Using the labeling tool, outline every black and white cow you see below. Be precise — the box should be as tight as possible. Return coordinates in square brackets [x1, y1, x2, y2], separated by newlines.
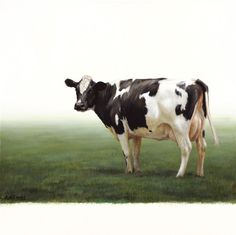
[65, 75, 218, 177]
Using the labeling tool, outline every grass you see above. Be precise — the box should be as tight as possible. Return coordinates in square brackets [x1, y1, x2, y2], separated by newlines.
[0, 119, 236, 203]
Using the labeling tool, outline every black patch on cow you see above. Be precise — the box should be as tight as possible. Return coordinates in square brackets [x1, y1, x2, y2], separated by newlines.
[175, 89, 182, 97]
[195, 79, 208, 117]
[93, 78, 167, 133]
[175, 84, 202, 120]
[121, 91, 148, 130]
[119, 79, 133, 91]
[175, 104, 184, 115]
[176, 81, 186, 90]
[132, 78, 165, 97]
[202, 130, 205, 138]
[202, 94, 207, 118]
[93, 83, 120, 129]
[114, 118, 125, 135]
[148, 84, 159, 96]
[183, 84, 202, 120]
[151, 77, 167, 81]
[195, 79, 208, 92]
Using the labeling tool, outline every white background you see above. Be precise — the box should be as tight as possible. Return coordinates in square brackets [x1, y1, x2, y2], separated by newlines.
[1, 0, 236, 121]
[0, 204, 236, 235]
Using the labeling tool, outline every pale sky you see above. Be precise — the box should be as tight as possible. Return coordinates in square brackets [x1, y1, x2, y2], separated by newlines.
[1, 0, 236, 121]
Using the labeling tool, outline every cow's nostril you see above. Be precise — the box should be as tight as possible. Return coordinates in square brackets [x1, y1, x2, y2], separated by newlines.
[78, 103, 85, 108]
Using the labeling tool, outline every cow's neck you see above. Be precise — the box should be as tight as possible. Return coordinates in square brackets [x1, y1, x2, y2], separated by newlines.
[94, 83, 116, 127]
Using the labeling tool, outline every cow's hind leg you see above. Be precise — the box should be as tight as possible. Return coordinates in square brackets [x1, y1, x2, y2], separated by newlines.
[173, 125, 192, 178]
[131, 137, 142, 173]
[196, 131, 207, 177]
[117, 133, 133, 173]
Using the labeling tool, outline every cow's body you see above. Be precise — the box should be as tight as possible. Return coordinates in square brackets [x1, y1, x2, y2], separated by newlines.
[65, 76, 218, 177]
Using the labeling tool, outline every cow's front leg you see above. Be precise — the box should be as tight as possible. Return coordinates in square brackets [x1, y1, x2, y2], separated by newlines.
[132, 137, 142, 173]
[117, 133, 133, 173]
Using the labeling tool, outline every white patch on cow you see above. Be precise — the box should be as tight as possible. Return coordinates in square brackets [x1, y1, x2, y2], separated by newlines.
[113, 81, 131, 99]
[139, 92, 159, 118]
[115, 114, 119, 126]
[113, 86, 130, 99]
[80, 75, 92, 94]
[76, 99, 82, 105]
[156, 80, 189, 118]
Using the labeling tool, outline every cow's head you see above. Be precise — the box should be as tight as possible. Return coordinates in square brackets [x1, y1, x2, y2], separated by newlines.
[65, 75, 106, 111]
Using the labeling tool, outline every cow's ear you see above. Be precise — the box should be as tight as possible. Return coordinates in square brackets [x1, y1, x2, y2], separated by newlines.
[93, 81, 107, 91]
[65, 78, 77, 88]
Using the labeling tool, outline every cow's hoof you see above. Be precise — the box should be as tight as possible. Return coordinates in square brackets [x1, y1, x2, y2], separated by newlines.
[196, 173, 204, 177]
[134, 170, 142, 177]
[176, 173, 184, 178]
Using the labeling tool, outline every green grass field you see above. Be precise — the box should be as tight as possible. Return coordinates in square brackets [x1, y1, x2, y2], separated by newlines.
[1, 118, 236, 203]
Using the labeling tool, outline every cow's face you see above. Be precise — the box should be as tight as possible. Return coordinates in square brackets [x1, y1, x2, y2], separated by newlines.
[65, 75, 106, 112]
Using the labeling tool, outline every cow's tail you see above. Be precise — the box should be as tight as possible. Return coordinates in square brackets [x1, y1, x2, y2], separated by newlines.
[195, 79, 219, 145]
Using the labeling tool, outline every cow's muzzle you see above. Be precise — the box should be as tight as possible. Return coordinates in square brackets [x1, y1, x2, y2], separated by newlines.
[74, 102, 87, 111]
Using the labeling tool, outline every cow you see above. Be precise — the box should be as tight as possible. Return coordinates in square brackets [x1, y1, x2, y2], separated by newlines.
[65, 75, 218, 177]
